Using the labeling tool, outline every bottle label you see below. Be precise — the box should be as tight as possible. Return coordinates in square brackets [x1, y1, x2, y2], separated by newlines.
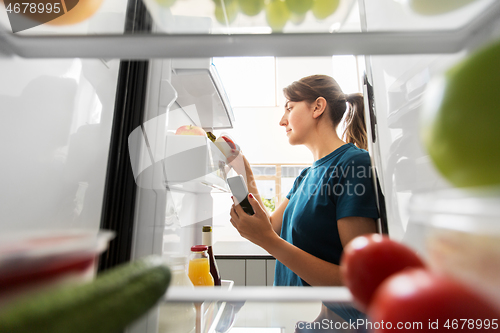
[202, 230, 212, 246]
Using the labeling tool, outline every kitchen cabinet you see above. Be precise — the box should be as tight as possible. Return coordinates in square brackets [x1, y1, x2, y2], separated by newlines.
[215, 241, 275, 286]
[217, 259, 245, 287]
[217, 259, 276, 287]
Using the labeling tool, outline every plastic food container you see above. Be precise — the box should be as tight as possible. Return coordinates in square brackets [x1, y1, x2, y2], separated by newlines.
[408, 187, 500, 312]
[0, 229, 115, 305]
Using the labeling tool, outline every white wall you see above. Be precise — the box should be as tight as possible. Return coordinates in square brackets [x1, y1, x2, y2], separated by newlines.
[212, 56, 362, 243]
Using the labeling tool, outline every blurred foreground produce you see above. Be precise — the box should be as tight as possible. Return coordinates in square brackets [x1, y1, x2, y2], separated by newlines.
[312, 0, 340, 20]
[285, 0, 313, 15]
[342, 235, 500, 332]
[238, 0, 264, 16]
[215, 0, 239, 25]
[369, 268, 500, 333]
[47, 0, 104, 25]
[340, 234, 425, 312]
[265, 0, 290, 32]
[204, 0, 343, 30]
[155, 0, 176, 7]
[0, 256, 171, 333]
[421, 38, 500, 188]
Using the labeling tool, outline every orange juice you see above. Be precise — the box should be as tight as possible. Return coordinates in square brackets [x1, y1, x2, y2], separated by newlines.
[188, 245, 215, 287]
[188, 258, 214, 286]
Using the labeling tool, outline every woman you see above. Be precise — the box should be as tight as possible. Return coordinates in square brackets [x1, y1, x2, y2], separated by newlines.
[229, 75, 379, 319]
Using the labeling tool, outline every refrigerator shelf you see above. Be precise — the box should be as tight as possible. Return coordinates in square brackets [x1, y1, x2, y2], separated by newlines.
[167, 172, 229, 193]
[162, 135, 229, 193]
[165, 285, 352, 303]
[1, 0, 500, 58]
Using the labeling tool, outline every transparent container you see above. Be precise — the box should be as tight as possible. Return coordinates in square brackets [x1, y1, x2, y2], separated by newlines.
[408, 187, 500, 312]
[159, 255, 196, 333]
[0, 229, 114, 306]
[188, 245, 214, 287]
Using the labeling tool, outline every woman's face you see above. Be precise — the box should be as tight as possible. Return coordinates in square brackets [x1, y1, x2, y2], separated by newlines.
[279, 100, 315, 145]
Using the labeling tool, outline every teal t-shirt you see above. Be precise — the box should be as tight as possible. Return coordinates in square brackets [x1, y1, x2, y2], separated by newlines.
[274, 143, 379, 287]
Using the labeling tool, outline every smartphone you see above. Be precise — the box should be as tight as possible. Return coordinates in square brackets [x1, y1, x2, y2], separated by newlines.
[226, 175, 255, 215]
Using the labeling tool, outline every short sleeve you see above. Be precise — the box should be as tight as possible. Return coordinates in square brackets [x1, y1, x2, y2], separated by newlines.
[286, 167, 310, 200]
[333, 152, 379, 220]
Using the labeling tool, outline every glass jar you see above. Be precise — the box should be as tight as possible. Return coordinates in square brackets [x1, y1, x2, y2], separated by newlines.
[188, 245, 214, 287]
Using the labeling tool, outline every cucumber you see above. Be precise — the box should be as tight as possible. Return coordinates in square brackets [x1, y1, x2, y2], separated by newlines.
[0, 255, 171, 333]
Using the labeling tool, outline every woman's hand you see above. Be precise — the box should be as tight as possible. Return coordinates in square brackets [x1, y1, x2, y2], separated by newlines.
[229, 193, 279, 249]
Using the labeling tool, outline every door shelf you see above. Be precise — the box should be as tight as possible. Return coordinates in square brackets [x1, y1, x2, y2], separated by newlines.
[163, 135, 229, 193]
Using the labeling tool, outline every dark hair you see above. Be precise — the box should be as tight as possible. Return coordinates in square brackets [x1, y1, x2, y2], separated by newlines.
[283, 75, 367, 150]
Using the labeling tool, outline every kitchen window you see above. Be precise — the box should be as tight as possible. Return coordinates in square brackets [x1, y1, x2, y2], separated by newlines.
[252, 164, 311, 213]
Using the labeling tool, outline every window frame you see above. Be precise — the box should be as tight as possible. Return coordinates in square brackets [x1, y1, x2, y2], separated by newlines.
[251, 163, 312, 210]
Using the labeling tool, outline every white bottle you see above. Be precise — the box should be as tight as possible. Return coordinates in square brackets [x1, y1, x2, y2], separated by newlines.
[158, 255, 196, 333]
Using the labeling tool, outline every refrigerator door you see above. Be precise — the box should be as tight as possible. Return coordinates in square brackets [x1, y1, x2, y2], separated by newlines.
[359, 0, 500, 246]
[0, 56, 122, 233]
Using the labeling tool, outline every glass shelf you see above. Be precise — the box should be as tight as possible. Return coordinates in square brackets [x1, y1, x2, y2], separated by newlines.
[164, 286, 356, 333]
[1, 0, 499, 58]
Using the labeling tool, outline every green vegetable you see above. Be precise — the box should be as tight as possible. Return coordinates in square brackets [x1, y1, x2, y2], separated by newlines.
[238, 0, 264, 16]
[0, 256, 171, 333]
[421, 39, 500, 188]
[265, 0, 290, 32]
[285, 0, 313, 15]
[409, 0, 477, 15]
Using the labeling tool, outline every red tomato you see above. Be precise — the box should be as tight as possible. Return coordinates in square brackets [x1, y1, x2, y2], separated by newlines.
[369, 268, 500, 332]
[340, 234, 425, 311]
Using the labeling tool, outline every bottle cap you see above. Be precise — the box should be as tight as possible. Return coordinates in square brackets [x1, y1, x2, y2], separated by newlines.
[191, 245, 208, 252]
[202, 225, 212, 232]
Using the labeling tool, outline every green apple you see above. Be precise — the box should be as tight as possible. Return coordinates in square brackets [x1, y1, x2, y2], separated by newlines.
[238, 0, 264, 16]
[265, 0, 290, 32]
[312, 0, 340, 20]
[155, 0, 176, 7]
[420, 39, 500, 188]
[215, 0, 239, 25]
[409, 0, 477, 15]
[285, 0, 313, 15]
[213, 0, 235, 6]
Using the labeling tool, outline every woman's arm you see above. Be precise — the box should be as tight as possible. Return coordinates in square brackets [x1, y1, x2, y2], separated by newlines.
[230, 195, 376, 286]
[337, 216, 377, 247]
[273, 217, 376, 286]
[230, 195, 341, 286]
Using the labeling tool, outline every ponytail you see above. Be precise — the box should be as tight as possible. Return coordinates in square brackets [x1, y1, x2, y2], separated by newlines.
[342, 93, 368, 150]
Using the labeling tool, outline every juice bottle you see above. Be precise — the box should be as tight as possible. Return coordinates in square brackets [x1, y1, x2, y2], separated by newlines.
[188, 245, 214, 287]
[202, 225, 221, 286]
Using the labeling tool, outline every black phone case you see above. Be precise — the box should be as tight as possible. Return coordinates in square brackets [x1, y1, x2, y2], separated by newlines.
[239, 196, 255, 215]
